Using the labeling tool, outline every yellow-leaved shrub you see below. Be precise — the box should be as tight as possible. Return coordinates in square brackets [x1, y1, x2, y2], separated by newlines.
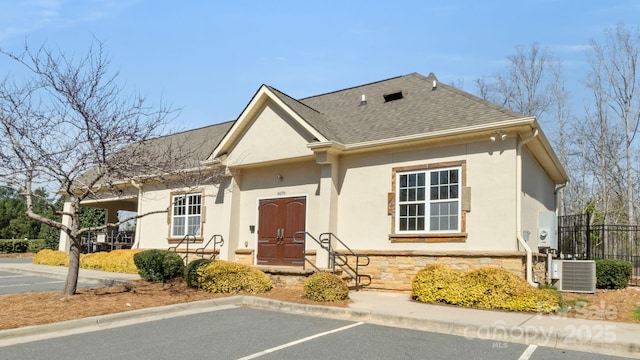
[80, 249, 140, 273]
[32, 249, 69, 266]
[303, 272, 349, 302]
[197, 260, 272, 294]
[412, 265, 561, 313]
[411, 264, 463, 303]
[33, 249, 139, 274]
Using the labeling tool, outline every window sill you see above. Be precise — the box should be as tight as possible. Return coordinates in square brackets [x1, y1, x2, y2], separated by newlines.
[167, 238, 204, 244]
[389, 233, 467, 243]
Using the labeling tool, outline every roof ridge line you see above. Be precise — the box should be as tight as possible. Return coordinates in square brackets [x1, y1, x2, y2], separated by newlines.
[298, 73, 414, 101]
[266, 85, 323, 115]
[148, 120, 235, 141]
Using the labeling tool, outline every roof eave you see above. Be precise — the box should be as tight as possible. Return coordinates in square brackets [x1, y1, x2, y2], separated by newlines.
[340, 117, 538, 151]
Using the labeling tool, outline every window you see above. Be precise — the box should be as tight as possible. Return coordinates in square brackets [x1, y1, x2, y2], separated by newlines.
[171, 193, 202, 237]
[396, 166, 460, 233]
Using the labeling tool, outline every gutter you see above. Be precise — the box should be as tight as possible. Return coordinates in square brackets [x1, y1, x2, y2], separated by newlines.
[516, 128, 539, 287]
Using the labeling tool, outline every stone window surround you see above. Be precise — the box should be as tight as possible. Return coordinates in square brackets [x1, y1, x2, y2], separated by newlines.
[167, 189, 205, 243]
[389, 160, 468, 243]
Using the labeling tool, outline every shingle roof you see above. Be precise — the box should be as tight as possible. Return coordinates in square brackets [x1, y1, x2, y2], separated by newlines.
[151, 72, 525, 167]
[296, 72, 524, 144]
[266, 86, 341, 141]
[146, 121, 234, 168]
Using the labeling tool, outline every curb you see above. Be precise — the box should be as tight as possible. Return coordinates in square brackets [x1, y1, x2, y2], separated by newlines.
[241, 297, 640, 359]
[0, 296, 244, 347]
[0, 266, 637, 358]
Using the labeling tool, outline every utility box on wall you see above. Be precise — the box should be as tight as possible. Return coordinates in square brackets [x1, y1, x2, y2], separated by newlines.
[538, 211, 557, 249]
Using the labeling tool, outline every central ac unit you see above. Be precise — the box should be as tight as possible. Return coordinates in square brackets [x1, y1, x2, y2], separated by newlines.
[551, 260, 596, 293]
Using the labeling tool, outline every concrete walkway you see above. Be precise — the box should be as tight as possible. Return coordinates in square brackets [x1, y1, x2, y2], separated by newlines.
[0, 261, 638, 359]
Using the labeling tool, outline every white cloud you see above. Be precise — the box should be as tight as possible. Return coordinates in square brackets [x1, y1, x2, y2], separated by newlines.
[0, 0, 139, 44]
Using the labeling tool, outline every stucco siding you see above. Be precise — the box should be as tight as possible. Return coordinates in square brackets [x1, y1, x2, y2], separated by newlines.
[227, 101, 315, 167]
[465, 140, 518, 251]
[335, 139, 518, 252]
[521, 146, 556, 251]
[136, 182, 230, 251]
[232, 161, 323, 263]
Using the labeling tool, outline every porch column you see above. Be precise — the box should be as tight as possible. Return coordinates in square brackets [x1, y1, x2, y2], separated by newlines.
[315, 150, 340, 268]
[58, 199, 74, 252]
[105, 206, 119, 231]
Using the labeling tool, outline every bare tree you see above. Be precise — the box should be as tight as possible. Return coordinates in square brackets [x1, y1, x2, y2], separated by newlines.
[588, 23, 640, 224]
[475, 42, 560, 122]
[550, 62, 571, 215]
[0, 39, 209, 295]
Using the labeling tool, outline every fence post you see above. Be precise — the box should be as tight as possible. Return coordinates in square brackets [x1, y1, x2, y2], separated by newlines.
[586, 212, 591, 259]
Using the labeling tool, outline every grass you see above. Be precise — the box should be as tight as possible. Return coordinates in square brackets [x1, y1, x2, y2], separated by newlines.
[633, 305, 640, 321]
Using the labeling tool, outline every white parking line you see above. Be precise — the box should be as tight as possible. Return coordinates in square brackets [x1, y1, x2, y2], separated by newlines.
[237, 322, 365, 360]
[518, 344, 537, 360]
[0, 274, 28, 279]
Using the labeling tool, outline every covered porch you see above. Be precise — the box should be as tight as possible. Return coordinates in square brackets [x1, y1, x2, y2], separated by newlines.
[59, 193, 140, 253]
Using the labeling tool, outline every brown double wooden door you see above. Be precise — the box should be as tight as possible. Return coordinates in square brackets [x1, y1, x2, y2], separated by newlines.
[257, 197, 306, 266]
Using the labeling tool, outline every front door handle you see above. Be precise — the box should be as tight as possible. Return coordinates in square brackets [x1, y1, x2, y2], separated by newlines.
[276, 228, 285, 245]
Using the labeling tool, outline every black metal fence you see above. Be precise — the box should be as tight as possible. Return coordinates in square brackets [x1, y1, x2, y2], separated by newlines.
[80, 230, 135, 253]
[558, 213, 640, 279]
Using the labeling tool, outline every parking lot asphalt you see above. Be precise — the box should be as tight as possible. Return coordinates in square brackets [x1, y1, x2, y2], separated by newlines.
[0, 270, 97, 294]
[0, 307, 634, 360]
[0, 258, 638, 359]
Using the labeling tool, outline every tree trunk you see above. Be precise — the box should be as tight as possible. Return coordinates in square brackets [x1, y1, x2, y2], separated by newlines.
[64, 239, 81, 295]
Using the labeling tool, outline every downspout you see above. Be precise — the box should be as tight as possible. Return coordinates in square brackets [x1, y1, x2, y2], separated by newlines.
[516, 128, 539, 287]
[130, 179, 143, 249]
[550, 183, 567, 284]
[554, 183, 567, 216]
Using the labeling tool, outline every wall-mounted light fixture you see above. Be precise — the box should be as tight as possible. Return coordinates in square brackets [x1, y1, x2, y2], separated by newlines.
[249, 225, 255, 233]
[490, 131, 507, 142]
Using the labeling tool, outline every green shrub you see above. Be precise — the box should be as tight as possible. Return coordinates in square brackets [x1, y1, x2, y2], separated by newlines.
[133, 250, 185, 283]
[0, 240, 10, 253]
[197, 260, 272, 294]
[596, 259, 632, 289]
[0, 239, 30, 253]
[27, 239, 47, 253]
[411, 265, 561, 313]
[11, 239, 29, 253]
[32, 249, 69, 266]
[303, 272, 349, 302]
[633, 305, 640, 321]
[43, 236, 59, 250]
[184, 258, 213, 288]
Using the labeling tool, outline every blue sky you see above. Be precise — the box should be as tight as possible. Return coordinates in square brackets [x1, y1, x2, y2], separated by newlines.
[0, 0, 639, 131]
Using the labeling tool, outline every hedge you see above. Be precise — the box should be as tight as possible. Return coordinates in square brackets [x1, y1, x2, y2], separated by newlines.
[303, 272, 349, 301]
[197, 260, 272, 294]
[596, 259, 632, 289]
[133, 250, 185, 282]
[412, 264, 560, 313]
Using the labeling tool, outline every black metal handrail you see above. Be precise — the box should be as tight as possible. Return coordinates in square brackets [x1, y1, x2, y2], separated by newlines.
[319, 232, 371, 290]
[195, 234, 224, 260]
[293, 231, 371, 290]
[168, 234, 197, 263]
[293, 231, 324, 272]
